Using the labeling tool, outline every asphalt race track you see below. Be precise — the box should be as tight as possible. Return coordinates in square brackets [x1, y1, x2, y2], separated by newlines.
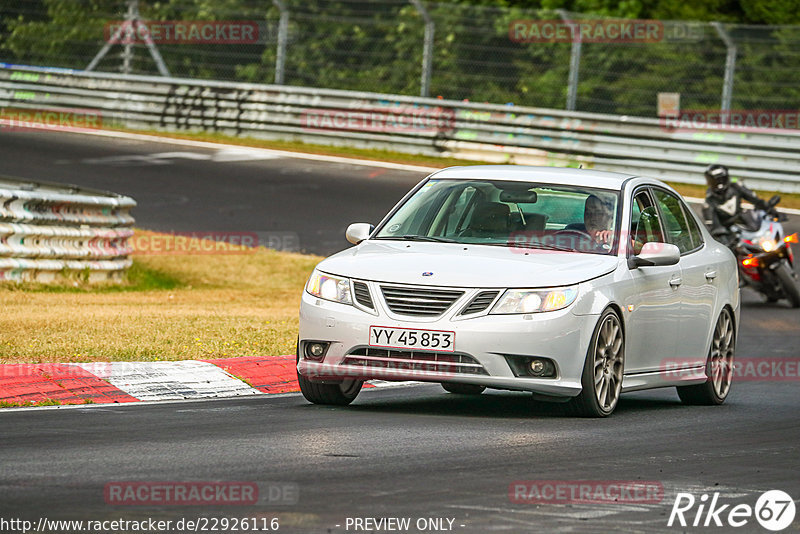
[0, 130, 798, 533]
[0, 130, 425, 257]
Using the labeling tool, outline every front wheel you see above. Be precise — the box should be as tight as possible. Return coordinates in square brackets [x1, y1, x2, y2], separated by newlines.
[567, 309, 625, 417]
[677, 308, 734, 405]
[776, 262, 800, 308]
[297, 373, 363, 406]
[296, 340, 362, 405]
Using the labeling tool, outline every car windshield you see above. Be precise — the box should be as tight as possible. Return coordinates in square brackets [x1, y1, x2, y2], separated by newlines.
[374, 179, 620, 255]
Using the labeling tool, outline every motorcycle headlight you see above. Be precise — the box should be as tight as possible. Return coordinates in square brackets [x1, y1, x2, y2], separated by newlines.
[757, 236, 777, 252]
[306, 270, 353, 305]
[490, 286, 578, 314]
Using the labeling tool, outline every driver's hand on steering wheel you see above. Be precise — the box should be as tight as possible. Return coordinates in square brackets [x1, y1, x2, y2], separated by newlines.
[591, 229, 614, 245]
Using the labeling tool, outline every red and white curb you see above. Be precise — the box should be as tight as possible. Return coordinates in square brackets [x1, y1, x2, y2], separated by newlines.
[0, 356, 414, 407]
[75, 361, 263, 402]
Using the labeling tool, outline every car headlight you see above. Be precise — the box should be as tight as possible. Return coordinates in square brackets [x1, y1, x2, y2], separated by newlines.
[306, 270, 353, 305]
[490, 286, 578, 314]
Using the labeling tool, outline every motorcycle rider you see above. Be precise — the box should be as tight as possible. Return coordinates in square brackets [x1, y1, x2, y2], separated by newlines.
[702, 164, 768, 245]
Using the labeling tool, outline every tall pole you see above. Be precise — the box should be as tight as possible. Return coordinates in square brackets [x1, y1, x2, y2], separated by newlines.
[121, 0, 135, 74]
[558, 10, 581, 111]
[410, 0, 434, 98]
[272, 0, 289, 85]
[712, 22, 737, 112]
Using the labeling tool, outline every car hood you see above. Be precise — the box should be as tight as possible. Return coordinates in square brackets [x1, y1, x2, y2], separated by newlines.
[317, 240, 619, 288]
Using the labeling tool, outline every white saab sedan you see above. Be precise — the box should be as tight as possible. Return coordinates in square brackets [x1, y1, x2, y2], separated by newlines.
[297, 166, 739, 417]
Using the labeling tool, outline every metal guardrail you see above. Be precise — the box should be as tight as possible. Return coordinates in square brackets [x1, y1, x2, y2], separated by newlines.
[0, 176, 135, 282]
[1, 63, 799, 193]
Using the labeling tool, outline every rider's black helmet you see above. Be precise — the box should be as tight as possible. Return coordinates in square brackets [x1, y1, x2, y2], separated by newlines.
[705, 164, 730, 192]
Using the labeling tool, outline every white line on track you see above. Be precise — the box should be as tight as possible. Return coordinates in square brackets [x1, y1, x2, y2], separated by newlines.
[19, 124, 439, 173]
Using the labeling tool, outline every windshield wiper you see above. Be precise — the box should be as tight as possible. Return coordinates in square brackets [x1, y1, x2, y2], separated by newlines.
[374, 235, 458, 243]
[400, 235, 460, 243]
[500, 241, 578, 253]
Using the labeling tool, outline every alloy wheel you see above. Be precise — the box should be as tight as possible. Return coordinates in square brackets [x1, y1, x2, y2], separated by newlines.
[593, 313, 624, 412]
[709, 309, 734, 399]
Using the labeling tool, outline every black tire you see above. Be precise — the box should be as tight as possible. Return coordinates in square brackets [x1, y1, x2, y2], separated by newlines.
[441, 382, 486, 395]
[297, 373, 363, 406]
[566, 309, 624, 418]
[776, 262, 800, 308]
[677, 308, 734, 405]
[296, 340, 363, 406]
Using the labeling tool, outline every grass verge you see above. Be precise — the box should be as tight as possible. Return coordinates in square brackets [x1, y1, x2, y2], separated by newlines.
[0, 230, 320, 363]
[0, 398, 62, 408]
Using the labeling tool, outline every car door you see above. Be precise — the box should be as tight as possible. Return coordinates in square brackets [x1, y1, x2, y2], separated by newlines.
[622, 189, 682, 373]
[653, 188, 715, 366]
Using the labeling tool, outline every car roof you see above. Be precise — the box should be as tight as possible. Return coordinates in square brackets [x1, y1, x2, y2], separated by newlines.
[429, 165, 641, 191]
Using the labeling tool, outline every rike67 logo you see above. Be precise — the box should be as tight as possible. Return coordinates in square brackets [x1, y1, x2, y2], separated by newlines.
[668, 490, 796, 531]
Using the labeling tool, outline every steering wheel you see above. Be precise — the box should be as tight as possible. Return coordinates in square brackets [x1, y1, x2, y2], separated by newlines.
[554, 228, 593, 240]
[553, 229, 608, 251]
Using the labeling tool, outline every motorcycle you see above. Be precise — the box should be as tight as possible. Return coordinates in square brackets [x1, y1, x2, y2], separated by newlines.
[728, 195, 800, 307]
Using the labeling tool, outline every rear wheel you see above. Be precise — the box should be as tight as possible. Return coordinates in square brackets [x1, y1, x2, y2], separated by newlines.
[776, 262, 800, 308]
[567, 309, 624, 417]
[677, 308, 734, 405]
[296, 341, 363, 405]
[441, 382, 485, 395]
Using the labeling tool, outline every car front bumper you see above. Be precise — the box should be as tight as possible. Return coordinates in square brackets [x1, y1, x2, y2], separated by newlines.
[297, 291, 600, 398]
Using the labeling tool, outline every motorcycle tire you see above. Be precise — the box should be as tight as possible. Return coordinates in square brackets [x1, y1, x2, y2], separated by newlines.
[776, 262, 800, 308]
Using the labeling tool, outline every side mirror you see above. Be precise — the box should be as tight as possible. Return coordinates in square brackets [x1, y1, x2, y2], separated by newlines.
[628, 242, 680, 268]
[345, 223, 374, 245]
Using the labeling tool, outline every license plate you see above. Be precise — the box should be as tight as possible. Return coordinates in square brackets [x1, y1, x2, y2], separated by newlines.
[369, 326, 455, 352]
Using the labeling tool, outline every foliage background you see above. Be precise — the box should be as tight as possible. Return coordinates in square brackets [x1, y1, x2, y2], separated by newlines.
[1, 0, 799, 116]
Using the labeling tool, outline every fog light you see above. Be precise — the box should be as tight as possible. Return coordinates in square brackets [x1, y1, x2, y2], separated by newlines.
[502, 355, 557, 378]
[529, 359, 546, 376]
[304, 342, 328, 361]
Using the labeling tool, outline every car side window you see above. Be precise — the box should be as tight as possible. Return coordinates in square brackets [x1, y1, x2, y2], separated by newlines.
[682, 202, 705, 250]
[630, 191, 664, 255]
[654, 189, 694, 254]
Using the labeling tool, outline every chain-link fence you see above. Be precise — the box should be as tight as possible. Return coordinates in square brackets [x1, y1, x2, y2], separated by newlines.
[1, 0, 799, 118]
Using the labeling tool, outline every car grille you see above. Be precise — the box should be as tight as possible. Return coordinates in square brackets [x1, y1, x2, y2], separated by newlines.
[380, 284, 464, 317]
[343, 348, 488, 375]
[459, 290, 500, 315]
[352, 281, 374, 309]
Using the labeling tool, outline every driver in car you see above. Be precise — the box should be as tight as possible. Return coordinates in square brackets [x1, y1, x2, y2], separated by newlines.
[584, 194, 615, 249]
